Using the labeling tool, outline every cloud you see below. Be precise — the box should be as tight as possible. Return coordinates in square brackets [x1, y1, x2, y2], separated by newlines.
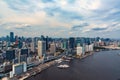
[0, 0, 120, 38]
[92, 27, 108, 31]
[5, 23, 31, 30]
[72, 23, 89, 31]
[41, 0, 55, 3]
[44, 7, 83, 21]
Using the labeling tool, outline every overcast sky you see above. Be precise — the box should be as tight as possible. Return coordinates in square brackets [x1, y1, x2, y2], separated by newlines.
[0, 0, 120, 38]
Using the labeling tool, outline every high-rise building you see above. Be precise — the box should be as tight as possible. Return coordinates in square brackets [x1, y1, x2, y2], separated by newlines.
[10, 32, 14, 42]
[85, 45, 89, 52]
[18, 41, 23, 49]
[88, 44, 94, 51]
[82, 44, 85, 55]
[11, 62, 27, 77]
[69, 37, 75, 49]
[15, 36, 19, 47]
[45, 36, 49, 50]
[77, 46, 82, 56]
[20, 55, 27, 63]
[76, 43, 82, 56]
[41, 35, 45, 41]
[38, 41, 46, 57]
[76, 38, 81, 46]
[15, 35, 18, 42]
[62, 41, 68, 50]
[21, 49, 29, 57]
[6, 50, 15, 61]
[50, 43, 56, 54]
[6, 35, 10, 42]
[30, 41, 35, 52]
[86, 38, 91, 45]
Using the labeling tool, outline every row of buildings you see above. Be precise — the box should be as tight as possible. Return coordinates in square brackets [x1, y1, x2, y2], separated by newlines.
[0, 32, 120, 78]
[76, 44, 94, 56]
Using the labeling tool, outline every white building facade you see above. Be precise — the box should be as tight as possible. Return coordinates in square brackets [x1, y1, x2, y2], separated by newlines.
[38, 41, 46, 57]
[77, 46, 83, 56]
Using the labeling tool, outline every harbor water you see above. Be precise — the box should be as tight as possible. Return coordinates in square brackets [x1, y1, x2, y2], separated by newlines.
[26, 50, 120, 80]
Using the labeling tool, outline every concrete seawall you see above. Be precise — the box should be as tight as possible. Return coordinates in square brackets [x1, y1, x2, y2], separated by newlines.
[80, 52, 94, 59]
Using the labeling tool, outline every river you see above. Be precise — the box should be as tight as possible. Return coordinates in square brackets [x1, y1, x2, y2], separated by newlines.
[26, 50, 120, 80]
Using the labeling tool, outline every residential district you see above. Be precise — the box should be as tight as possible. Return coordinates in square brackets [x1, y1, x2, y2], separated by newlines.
[0, 32, 120, 80]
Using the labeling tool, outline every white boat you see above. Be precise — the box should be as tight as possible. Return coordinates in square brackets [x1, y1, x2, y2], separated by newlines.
[58, 61, 62, 63]
[57, 64, 69, 69]
[55, 59, 63, 63]
[64, 60, 70, 62]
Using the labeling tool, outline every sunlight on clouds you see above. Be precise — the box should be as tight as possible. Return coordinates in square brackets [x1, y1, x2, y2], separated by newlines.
[0, 0, 120, 38]
[75, 0, 101, 10]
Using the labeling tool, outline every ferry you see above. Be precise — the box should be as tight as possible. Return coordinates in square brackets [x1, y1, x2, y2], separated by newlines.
[57, 64, 69, 69]
[64, 60, 70, 62]
[55, 59, 63, 63]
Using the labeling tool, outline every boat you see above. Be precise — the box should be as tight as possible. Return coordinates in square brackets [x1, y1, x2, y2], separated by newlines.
[64, 60, 70, 62]
[66, 57, 73, 60]
[58, 61, 62, 63]
[57, 64, 69, 69]
[55, 59, 63, 63]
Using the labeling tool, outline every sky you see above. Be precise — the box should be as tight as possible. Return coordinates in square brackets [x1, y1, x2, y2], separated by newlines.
[0, 0, 120, 38]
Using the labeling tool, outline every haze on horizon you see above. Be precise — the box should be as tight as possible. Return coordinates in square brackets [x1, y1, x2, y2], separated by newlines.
[0, 0, 120, 38]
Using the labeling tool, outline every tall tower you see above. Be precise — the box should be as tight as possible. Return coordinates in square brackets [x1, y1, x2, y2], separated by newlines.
[50, 42, 56, 54]
[62, 40, 68, 50]
[10, 32, 14, 42]
[30, 38, 35, 52]
[69, 37, 75, 49]
[76, 43, 82, 56]
[45, 36, 49, 50]
[38, 41, 46, 57]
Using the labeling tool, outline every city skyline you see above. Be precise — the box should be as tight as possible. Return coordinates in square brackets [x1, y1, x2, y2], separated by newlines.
[0, 0, 120, 38]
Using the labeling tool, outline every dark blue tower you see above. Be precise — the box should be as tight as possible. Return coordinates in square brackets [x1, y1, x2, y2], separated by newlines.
[10, 32, 14, 42]
[45, 36, 49, 50]
[69, 37, 75, 49]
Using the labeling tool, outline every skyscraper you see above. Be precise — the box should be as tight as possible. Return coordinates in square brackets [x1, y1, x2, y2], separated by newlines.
[62, 41, 68, 50]
[38, 41, 46, 57]
[41, 35, 45, 41]
[69, 37, 75, 49]
[21, 49, 29, 57]
[50, 42, 56, 54]
[6, 50, 15, 61]
[45, 36, 49, 50]
[77, 46, 82, 56]
[18, 40, 23, 49]
[76, 43, 82, 56]
[30, 39, 35, 52]
[10, 32, 14, 42]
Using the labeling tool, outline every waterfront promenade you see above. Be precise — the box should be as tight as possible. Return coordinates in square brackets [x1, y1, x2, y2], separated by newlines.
[9, 60, 57, 80]
[8, 51, 95, 80]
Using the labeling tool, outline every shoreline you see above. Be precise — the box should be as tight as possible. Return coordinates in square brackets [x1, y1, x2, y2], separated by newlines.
[10, 60, 57, 80]
[10, 51, 95, 80]
[80, 52, 94, 59]
[24, 52, 94, 80]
